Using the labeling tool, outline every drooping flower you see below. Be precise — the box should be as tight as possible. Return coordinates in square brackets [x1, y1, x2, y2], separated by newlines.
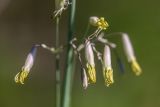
[81, 68, 88, 89]
[103, 45, 114, 87]
[14, 45, 37, 84]
[85, 40, 96, 83]
[89, 16, 109, 30]
[122, 33, 142, 76]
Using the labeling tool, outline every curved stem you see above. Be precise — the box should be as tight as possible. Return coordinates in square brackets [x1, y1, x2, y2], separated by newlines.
[81, 22, 90, 41]
[105, 32, 126, 37]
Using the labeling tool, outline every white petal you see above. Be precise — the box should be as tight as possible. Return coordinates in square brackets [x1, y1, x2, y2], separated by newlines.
[82, 68, 88, 89]
[103, 45, 111, 67]
[24, 53, 34, 72]
[122, 33, 135, 62]
[85, 41, 95, 66]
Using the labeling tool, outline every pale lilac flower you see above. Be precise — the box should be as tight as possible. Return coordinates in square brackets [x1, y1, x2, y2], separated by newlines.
[85, 40, 96, 83]
[103, 45, 114, 87]
[15, 46, 37, 84]
[122, 33, 142, 76]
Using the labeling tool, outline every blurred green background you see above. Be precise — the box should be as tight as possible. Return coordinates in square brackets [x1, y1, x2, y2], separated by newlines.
[0, 0, 160, 107]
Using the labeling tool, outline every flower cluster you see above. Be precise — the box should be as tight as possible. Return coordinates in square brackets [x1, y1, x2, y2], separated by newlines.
[14, 44, 57, 84]
[14, 16, 142, 89]
[70, 16, 142, 89]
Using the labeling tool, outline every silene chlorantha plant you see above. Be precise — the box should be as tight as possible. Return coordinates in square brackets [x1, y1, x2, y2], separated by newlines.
[14, 0, 142, 89]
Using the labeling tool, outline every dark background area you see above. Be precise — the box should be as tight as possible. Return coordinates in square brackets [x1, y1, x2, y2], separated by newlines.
[0, 0, 160, 107]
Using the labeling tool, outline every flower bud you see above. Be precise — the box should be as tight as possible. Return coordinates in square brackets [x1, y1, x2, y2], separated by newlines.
[85, 40, 96, 83]
[122, 33, 142, 76]
[103, 45, 114, 87]
[89, 16, 99, 26]
[15, 46, 37, 84]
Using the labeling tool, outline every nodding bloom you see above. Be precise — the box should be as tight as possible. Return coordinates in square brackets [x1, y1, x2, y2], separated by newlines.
[85, 40, 96, 83]
[103, 45, 114, 87]
[81, 68, 88, 89]
[14, 46, 37, 84]
[122, 33, 142, 76]
[89, 16, 109, 30]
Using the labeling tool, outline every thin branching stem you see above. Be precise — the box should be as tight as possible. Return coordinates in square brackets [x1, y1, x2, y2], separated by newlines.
[82, 22, 90, 40]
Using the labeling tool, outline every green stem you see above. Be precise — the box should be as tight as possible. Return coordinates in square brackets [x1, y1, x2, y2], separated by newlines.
[83, 22, 90, 39]
[61, 0, 76, 107]
[55, 17, 61, 107]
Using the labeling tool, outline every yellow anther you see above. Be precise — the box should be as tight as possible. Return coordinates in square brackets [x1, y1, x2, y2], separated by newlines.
[96, 17, 109, 30]
[14, 70, 29, 84]
[97, 22, 102, 26]
[86, 63, 96, 83]
[103, 67, 114, 87]
[130, 59, 142, 76]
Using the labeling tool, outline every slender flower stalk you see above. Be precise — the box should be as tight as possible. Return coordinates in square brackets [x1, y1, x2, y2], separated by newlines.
[113, 49, 125, 73]
[88, 16, 109, 40]
[55, 17, 61, 107]
[85, 40, 96, 83]
[70, 38, 88, 89]
[14, 45, 38, 84]
[97, 32, 117, 48]
[61, 0, 76, 107]
[122, 33, 142, 76]
[55, 1, 62, 107]
[103, 45, 114, 87]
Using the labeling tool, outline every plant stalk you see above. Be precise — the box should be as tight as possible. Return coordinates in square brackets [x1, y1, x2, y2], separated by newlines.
[55, 17, 61, 107]
[61, 0, 76, 107]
